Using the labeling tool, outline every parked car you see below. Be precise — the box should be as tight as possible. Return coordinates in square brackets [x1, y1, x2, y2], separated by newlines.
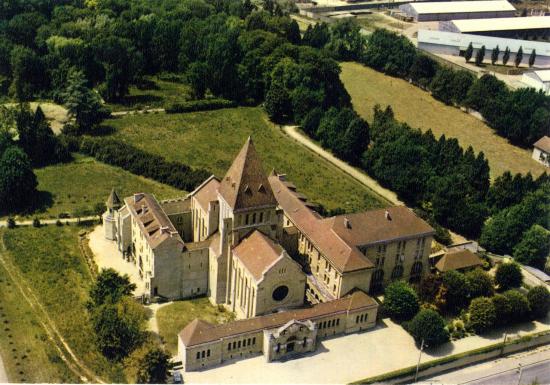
[173, 371, 183, 384]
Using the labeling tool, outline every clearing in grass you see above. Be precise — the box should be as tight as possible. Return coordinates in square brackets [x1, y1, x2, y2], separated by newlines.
[1, 225, 126, 382]
[156, 298, 235, 355]
[340, 61, 547, 179]
[107, 106, 387, 213]
[31, 154, 183, 220]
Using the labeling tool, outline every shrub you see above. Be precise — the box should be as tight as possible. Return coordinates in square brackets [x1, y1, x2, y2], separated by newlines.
[55, 219, 63, 227]
[32, 218, 40, 228]
[407, 309, 449, 347]
[465, 269, 494, 299]
[495, 262, 523, 290]
[442, 270, 469, 312]
[124, 343, 170, 384]
[491, 294, 512, 326]
[468, 297, 496, 333]
[383, 281, 420, 322]
[512, 224, 549, 269]
[503, 290, 530, 323]
[527, 286, 550, 319]
[165, 98, 236, 114]
[6, 217, 15, 229]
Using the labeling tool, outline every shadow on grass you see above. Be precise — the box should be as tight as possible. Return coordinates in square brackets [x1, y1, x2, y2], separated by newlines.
[0, 190, 54, 218]
[114, 94, 164, 107]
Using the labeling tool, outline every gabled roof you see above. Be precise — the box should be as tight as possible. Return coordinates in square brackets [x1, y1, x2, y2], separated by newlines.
[179, 290, 378, 347]
[106, 188, 122, 209]
[534, 136, 550, 153]
[191, 175, 220, 211]
[232, 230, 285, 282]
[218, 137, 277, 212]
[124, 193, 184, 250]
[408, 0, 515, 14]
[435, 249, 483, 272]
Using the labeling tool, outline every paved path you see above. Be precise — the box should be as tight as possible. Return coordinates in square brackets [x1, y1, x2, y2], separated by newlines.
[422, 345, 550, 385]
[111, 108, 165, 117]
[281, 125, 402, 206]
[0, 352, 7, 383]
[0, 216, 98, 228]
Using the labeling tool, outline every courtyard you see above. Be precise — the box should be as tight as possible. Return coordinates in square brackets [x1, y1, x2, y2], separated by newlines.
[182, 316, 550, 384]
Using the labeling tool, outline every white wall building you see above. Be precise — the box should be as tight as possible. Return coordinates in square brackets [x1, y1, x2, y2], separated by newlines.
[532, 136, 550, 167]
[399, 0, 516, 22]
[522, 70, 550, 94]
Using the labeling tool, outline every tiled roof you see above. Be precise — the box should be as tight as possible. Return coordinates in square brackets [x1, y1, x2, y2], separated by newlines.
[124, 193, 184, 250]
[534, 136, 550, 153]
[179, 290, 378, 347]
[218, 138, 277, 212]
[191, 175, 220, 211]
[435, 249, 483, 272]
[232, 230, 285, 282]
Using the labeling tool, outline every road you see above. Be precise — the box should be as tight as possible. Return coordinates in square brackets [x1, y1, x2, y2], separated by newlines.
[421, 345, 550, 385]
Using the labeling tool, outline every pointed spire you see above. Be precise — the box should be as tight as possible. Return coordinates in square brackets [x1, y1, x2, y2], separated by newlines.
[106, 188, 122, 209]
[218, 137, 276, 211]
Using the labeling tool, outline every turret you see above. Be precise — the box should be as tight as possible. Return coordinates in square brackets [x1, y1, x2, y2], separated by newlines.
[103, 188, 121, 240]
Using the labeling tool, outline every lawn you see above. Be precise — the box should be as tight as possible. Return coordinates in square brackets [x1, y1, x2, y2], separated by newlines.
[1, 225, 125, 382]
[156, 298, 234, 355]
[105, 76, 192, 112]
[107, 107, 387, 213]
[340, 61, 548, 179]
[31, 154, 183, 220]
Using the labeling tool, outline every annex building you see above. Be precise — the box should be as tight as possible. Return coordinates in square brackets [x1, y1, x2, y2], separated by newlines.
[102, 138, 435, 370]
[399, 0, 516, 22]
[440, 16, 550, 39]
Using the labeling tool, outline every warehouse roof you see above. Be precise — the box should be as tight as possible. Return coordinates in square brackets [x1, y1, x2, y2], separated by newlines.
[450, 16, 550, 33]
[418, 29, 550, 56]
[408, 0, 515, 15]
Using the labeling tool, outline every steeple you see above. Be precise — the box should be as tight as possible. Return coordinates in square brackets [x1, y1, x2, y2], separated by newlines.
[106, 188, 122, 210]
[218, 137, 277, 211]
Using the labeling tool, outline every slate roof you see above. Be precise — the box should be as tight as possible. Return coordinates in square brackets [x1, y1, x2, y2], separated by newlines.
[179, 290, 378, 347]
[218, 137, 277, 212]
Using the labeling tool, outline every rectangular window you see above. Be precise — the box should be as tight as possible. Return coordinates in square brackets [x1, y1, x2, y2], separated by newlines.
[247, 338, 251, 346]
[196, 352, 200, 359]
[238, 341, 241, 348]
[207, 349, 210, 357]
[336, 319, 340, 326]
[259, 212, 263, 222]
[228, 343, 231, 351]
[201, 351, 205, 358]
[233, 342, 236, 349]
[252, 337, 256, 345]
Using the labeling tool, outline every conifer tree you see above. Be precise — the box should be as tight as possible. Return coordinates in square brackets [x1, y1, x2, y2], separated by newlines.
[529, 49, 536, 67]
[502, 47, 510, 66]
[465, 42, 473, 63]
[491, 45, 500, 65]
[515, 46, 523, 68]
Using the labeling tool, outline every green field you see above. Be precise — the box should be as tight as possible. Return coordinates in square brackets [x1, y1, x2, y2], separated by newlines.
[107, 107, 387, 213]
[156, 298, 234, 355]
[1, 226, 125, 382]
[340, 62, 548, 179]
[105, 76, 192, 112]
[31, 154, 183, 220]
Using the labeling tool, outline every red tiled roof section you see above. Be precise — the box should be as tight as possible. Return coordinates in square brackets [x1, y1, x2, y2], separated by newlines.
[124, 193, 184, 249]
[327, 207, 435, 247]
[218, 137, 277, 212]
[534, 136, 550, 153]
[179, 290, 378, 347]
[268, 173, 373, 273]
[435, 249, 483, 272]
[193, 177, 220, 211]
[232, 230, 284, 281]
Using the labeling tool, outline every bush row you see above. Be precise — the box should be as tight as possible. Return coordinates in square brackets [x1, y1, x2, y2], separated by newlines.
[165, 98, 236, 114]
[79, 137, 210, 192]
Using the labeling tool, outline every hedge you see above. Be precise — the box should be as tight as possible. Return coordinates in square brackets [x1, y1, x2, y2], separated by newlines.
[165, 98, 236, 113]
[79, 137, 210, 192]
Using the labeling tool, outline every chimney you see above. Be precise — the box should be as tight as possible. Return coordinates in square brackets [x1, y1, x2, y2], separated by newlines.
[344, 218, 351, 229]
[385, 210, 392, 221]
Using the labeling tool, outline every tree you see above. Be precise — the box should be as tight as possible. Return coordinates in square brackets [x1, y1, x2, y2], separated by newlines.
[441, 270, 469, 311]
[468, 297, 496, 333]
[326, 19, 366, 61]
[187, 62, 208, 99]
[491, 293, 512, 326]
[512, 225, 549, 269]
[89, 268, 137, 308]
[419, 273, 441, 302]
[464, 42, 473, 63]
[124, 343, 170, 384]
[407, 309, 449, 346]
[62, 68, 109, 134]
[502, 47, 510, 66]
[265, 81, 291, 122]
[529, 49, 536, 68]
[6, 217, 16, 229]
[503, 290, 530, 323]
[491, 46, 500, 65]
[430, 67, 455, 105]
[32, 218, 41, 228]
[527, 286, 550, 319]
[475, 45, 485, 66]
[383, 281, 420, 322]
[301, 107, 324, 137]
[0, 146, 38, 214]
[495, 262, 523, 290]
[466, 269, 494, 299]
[91, 297, 147, 361]
[409, 54, 439, 88]
[515, 46, 523, 68]
[9, 46, 45, 101]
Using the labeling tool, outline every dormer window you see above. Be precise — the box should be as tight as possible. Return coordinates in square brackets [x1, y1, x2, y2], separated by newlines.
[258, 184, 266, 193]
[244, 184, 252, 194]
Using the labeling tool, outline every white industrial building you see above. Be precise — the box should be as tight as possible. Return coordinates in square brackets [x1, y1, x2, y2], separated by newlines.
[417, 29, 550, 67]
[440, 15, 550, 39]
[399, 0, 517, 22]
[522, 70, 550, 94]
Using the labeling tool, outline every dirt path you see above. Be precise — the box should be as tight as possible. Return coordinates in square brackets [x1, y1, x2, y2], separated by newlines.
[0, 236, 105, 384]
[0, 216, 98, 228]
[281, 125, 402, 206]
[0, 352, 7, 383]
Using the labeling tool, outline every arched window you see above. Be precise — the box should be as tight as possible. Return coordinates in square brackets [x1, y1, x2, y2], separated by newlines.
[370, 269, 384, 293]
[391, 265, 404, 280]
[409, 261, 423, 283]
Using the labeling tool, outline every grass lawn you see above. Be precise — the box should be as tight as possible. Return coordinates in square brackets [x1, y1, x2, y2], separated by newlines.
[107, 107, 387, 213]
[156, 298, 235, 355]
[0, 256, 79, 383]
[356, 13, 410, 32]
[340, 61, 548, 179]
[105, 76, 192, 112]
[30, 154, 183, 220]
[1, 225, 125, 382]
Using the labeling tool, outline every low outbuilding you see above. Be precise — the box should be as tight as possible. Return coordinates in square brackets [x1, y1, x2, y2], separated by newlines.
[532, 136, 550, 167]
[435, 249, 483, 273]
